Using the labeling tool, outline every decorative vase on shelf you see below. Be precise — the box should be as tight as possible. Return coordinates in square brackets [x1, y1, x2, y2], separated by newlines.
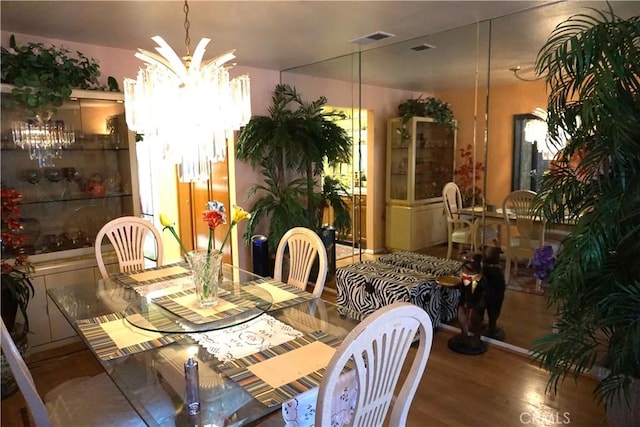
[186, 249, 223, 308]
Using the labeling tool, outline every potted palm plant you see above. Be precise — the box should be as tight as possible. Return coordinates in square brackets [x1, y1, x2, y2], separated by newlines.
[531, 7, 640, 424]
[237, 84, 352, 255]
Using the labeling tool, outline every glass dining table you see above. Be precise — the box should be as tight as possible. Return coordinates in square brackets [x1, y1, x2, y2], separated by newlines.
[47, 262, 360, 427]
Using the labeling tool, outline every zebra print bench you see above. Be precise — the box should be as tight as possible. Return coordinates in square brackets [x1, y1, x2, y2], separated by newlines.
[335, 257, 461, 326]
[376, 252, 462, 276]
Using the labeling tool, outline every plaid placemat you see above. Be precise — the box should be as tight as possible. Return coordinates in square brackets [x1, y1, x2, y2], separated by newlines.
[109, 262, 191, 289]
[218, 331, 343, 407]
[76, 312, 179, 361]
[150, 288, 265, 324]
[247, 278, 317, 311]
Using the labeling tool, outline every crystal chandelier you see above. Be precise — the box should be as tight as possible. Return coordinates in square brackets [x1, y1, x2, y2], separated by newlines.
[12, 119, 75, 168]
[123, 0, 251, 182]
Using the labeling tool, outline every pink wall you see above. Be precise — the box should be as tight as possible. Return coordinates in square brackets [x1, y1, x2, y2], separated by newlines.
[1, 30, 280, 270]
[281, 72, 425, 253]
[3, 30, 540, 264]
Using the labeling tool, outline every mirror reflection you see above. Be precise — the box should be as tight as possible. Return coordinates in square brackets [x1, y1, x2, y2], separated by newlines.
[281, 0, 638, 352]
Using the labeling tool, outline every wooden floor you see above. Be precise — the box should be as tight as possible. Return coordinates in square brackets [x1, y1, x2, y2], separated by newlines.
[2, 246, 608, 426]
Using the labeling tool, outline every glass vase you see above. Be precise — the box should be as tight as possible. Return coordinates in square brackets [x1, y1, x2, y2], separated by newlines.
[186, 249, 223, 308]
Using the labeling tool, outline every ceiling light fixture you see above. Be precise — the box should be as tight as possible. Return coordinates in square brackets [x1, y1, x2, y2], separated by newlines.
[509, 66, 544, 82]
[11, 119, 75, 168]
[123, 0, 251, 182]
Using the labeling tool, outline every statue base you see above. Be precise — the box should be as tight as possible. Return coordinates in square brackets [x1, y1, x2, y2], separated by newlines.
[447, 333, 487, 355]
[483, 325, 506, 341]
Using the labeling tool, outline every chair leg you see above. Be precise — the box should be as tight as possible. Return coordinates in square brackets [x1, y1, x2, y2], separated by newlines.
[447, 240, 453, 259]
[505, 254, 512, 283]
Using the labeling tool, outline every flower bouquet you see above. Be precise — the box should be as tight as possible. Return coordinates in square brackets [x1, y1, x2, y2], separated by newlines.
[531, 245, 556, 282]
[160, 202, 250, 307]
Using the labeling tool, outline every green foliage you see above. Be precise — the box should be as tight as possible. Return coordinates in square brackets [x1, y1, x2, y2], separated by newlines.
[237, 84, 353, 253]
[531, 6, 640, 409]
[397, 96, 456, 130]
[1, 34, 114, 118]
[1, 263, 35, 333]
[243, 162, 310, 254]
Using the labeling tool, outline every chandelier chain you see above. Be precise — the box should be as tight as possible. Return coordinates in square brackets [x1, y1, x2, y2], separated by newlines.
[183, 0, 191, 57]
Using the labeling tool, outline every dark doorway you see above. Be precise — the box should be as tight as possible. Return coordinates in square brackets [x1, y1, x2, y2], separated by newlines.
[512, 114, 550, 192]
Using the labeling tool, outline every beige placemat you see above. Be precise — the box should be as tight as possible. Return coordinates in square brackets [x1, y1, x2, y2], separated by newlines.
[248, 340, 335, 388]
[255, 282, 298, 303]
[77, 312, 179, 360]
[172, 293, 237, 317]
[132, 276, 194, 297]
[219, 331, 343, 407]
[100, 314, 165, 348]
[151, 289, 255, 324]
[128, 265, 189, 282]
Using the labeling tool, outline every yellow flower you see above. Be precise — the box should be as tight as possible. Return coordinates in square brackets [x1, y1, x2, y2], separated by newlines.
[231, 205, 251, 224]
[159, 213, 173, 228]
[220, 205, 251, 252]
[159, 213, 189, 255]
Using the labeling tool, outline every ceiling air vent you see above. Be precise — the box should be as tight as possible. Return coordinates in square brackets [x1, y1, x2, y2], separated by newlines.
[350, 31, 395, 45]
[411, 43, 436, 52]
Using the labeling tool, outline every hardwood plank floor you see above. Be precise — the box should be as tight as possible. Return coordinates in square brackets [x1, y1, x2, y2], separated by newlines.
[2, 246, 607, 426]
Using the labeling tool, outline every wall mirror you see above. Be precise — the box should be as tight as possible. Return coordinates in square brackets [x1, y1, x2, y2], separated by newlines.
[281, 0, 638, 352]
[512, 113, 552, 192]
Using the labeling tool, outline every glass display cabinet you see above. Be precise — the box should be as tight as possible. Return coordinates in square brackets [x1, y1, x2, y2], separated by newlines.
[386, 116, 456, 251]
[1, 85, 140, 260]
[1, 85, 140, 350]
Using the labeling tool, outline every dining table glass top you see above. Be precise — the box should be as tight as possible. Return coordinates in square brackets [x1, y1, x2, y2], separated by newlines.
[121, 274, 273, 334]
[46, 262, 359, 427]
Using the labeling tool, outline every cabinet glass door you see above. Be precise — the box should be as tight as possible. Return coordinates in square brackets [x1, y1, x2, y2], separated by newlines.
[387, 119, 410, 202]
[1, 89, 136, 258]
[414, 120, 455, 202]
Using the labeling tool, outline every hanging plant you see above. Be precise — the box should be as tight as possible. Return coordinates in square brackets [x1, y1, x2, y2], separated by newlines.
[1, 34, 119, 118]
[397, 96, 456, 130]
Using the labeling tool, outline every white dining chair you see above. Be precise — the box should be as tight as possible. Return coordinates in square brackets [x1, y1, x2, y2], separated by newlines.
[442, 182, 477, 258]
[274, 227, 328, 298]
[95, 216, 164, 279]
[315, 302, 434, 427]
[502, 190, 561, 282]
[442, 182, 497, 259]
[0, 318, 144, 427]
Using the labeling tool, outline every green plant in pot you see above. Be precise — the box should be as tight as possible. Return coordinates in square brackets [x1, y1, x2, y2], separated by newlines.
[237, 84, 352, 255]
[530, 7, 640, 422]
[1, 34, 118, 119]
[397, 96, 456, 128]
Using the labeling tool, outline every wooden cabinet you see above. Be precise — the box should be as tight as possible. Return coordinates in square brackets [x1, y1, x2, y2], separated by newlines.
[385, 117, 455, 251]
[24, 255, 119, 350]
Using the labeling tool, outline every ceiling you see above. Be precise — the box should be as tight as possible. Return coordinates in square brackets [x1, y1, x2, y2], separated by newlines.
[1, 1, 639, 91]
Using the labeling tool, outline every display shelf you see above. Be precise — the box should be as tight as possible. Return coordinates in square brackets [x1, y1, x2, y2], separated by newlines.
[385, 116, 456, 251]
[386, 116, 455, 205]
[1, 86, 140, 259]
